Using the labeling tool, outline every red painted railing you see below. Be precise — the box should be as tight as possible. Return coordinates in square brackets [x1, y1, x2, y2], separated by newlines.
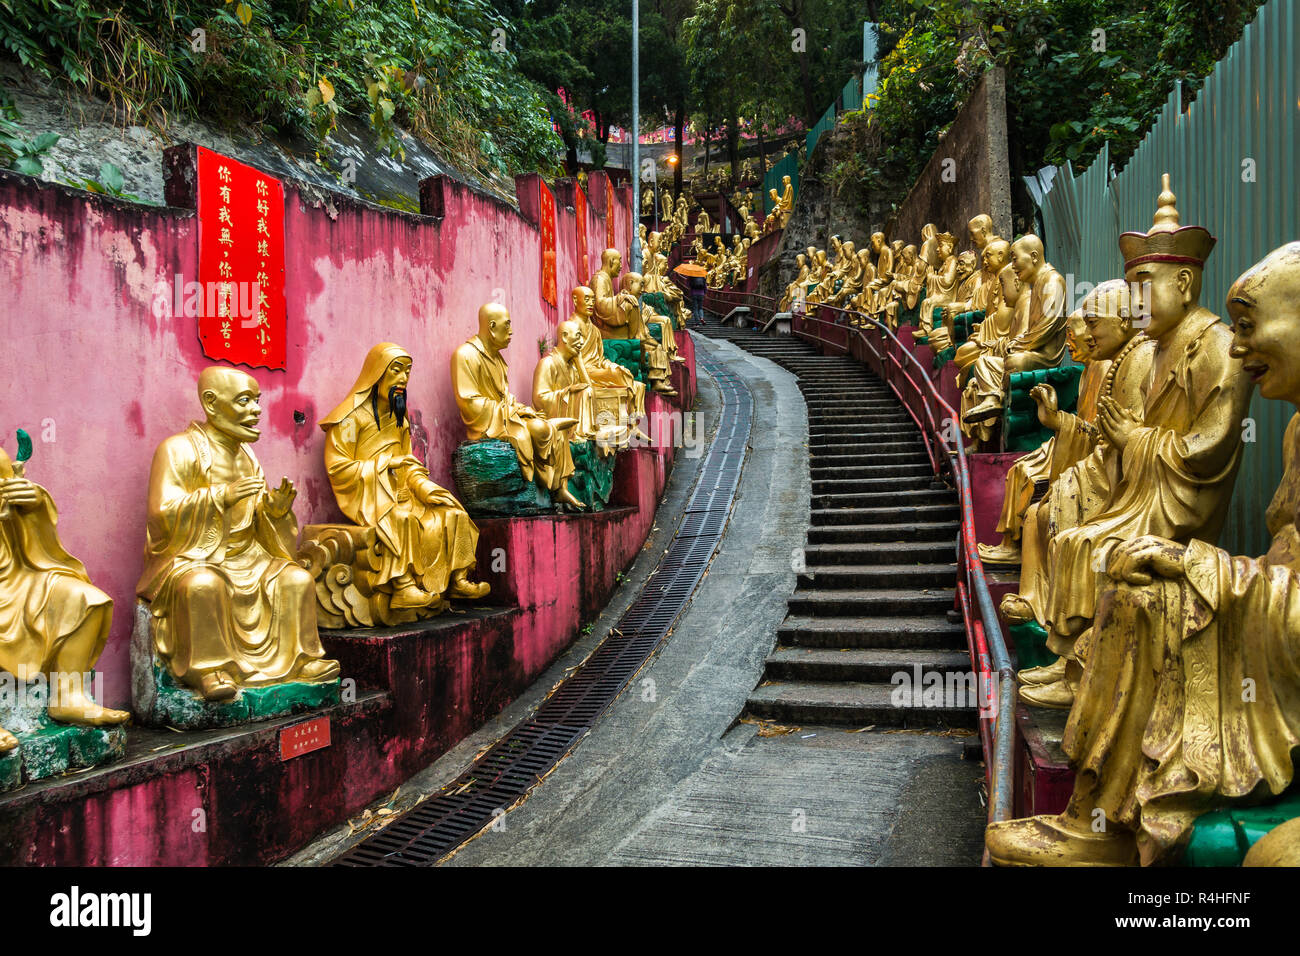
[690, 284, 1017, 827]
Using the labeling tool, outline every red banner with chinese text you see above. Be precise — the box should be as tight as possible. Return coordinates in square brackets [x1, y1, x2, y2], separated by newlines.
[539, 180, 557, 307]
[574, 186, 588, 288]
[196, 147, 287, 370]
[605, 182, 615, 250]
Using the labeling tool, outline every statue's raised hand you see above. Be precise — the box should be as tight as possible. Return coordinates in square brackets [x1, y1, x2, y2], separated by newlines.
[264, 477, 297, 518]
[0, 477, 39, 512]
[222, 476, 265, 508]
[1098, 397, 1142, 449]
[1030, 384, 1061, 430]
[1108, 535, 1186, 585]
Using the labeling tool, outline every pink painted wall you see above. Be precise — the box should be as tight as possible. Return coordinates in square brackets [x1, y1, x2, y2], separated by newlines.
[0, 154, 635, 709]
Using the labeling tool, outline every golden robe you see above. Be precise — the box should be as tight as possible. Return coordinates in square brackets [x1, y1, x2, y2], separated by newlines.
[992, 356, 1111, 545]
[0, 450, 111, 679]
[137, 424, 327, 686]
[1017, 335, 1155, 629]
[576, 316, 647, 420]
[451, 336, 572, 488]
[1044, 311, 1254, 639]
[1065, 413, 1300, 864]
[322, 409, 479, 599]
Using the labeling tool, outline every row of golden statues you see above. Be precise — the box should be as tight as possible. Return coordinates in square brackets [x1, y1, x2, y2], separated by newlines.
[0, 248, 689, 757]
[766, 175, 1300, 865]
[973, 178, 1298, 866]
[776, 213, 1073, 450]
[641, 175, 794, 256]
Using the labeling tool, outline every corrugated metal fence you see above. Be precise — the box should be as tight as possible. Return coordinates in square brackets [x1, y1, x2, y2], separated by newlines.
[762, 152, 799, 215]
[1039, 0, 1297, 557]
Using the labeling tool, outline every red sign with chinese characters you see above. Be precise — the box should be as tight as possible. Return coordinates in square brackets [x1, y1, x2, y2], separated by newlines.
[280, 716, 331, 761]
[605, 182, 616, 250]
[196, 146, 287, 370]
[539, 180, 557, 307]
[574, 186, 588, 286]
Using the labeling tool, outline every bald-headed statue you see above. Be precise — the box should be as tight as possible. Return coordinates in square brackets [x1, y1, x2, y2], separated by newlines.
[137, 367, 339, 702]
[452, 303, 584, 508]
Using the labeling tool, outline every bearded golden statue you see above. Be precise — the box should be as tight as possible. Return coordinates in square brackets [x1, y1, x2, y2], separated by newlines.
[986, 242, 1295, 867]
[138, 367, 339, 702]
[318, 343, 489, 619]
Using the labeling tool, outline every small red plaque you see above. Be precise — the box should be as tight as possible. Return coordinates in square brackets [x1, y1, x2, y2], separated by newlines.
[280, 716, 331, 761]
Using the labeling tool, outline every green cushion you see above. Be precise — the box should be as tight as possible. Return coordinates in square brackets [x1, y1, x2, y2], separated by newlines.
[1003, 365, 1083, 452]
[1008, 620, 1054, 670]
[1185, 788, 1300, 866]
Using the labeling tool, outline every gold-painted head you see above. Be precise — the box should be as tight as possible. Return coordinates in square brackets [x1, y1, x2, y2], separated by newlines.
[198, 366, 262, 444]
[1228, 242, 1300, 403]
[477, 302, 513, 350]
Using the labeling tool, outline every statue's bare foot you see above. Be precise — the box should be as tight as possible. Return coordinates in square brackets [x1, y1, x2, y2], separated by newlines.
[199, 671, 239, 702]
[0, 727, 17, 754]
[448, 573, 490, 601]
[557, 486, 586, 509]
[298, 658, 341, 683]
[47, 692, 130, 726]
[1000, 593, 1035, 622]
[977, 540, 1022, 565]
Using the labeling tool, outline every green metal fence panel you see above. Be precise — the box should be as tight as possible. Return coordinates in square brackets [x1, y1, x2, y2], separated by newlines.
[841, 74, 861, 113]
[1039, 0, 1296, 556]
[762, 152, 799, 215]
[806, 104, 836, 158]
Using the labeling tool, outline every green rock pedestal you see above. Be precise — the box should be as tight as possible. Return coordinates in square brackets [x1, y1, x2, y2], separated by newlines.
[1008, 619, 1054, 671]
[453, 438, 551, 517]
[568, 440, 616, 512]
[1185, 789, 1300, 866]
[0, 674, 126, 791]
[1004, 365, 1083, 452]
[130, 603, 341, 730]
[603, 339, 647, 384]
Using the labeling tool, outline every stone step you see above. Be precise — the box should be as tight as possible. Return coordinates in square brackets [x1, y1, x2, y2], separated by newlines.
[811, 503, 960, 525]
[812, 475, 943, 493]
[787, 587, 955, 616]
[806, 411, 912, 422]
[811, 490, 955, 511]
[745, 680, 978, 729]
[777, 614, 967, 649]
[809, 452, 932, 468]
[804, 540, 956, 565]
[764, 646, 971, 683]
[797, 563, 957, 590]
[806, 520, 960, 543]
[809, 465, 935, 481]
[808, 423, 914, 437]
[811, 441, 926, 456]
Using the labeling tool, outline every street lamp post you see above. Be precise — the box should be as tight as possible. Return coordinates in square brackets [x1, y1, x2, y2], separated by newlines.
[630, 0, 641, 272]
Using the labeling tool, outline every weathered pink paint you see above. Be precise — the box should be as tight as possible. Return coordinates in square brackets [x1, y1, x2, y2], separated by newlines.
[968, 450, 1028, 546]
[0, 153, 637, 710]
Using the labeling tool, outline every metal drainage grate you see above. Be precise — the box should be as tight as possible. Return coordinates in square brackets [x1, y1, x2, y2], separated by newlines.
[332, 347, 752, 866]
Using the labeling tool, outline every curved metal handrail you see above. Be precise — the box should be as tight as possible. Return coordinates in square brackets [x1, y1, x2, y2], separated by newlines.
[695, 284, 1016, 826]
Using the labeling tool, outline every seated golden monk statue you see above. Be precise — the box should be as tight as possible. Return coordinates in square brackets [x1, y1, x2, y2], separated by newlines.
[138, 367, 339, 702]
[318, 343, 489, 618]
[452, 303, 584, 509]
[566, 285, 649, 445]
[978, 281, 1132, 566]
[534, 319, 601, 442]
[961, 234, 1068, 433]
[0, 441, 128, 750]
[985, 242, 1294, 867]
[1022, 177, 1253, 711]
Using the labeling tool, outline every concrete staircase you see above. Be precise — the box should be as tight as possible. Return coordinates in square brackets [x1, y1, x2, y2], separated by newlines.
[703, 324, 976, 730]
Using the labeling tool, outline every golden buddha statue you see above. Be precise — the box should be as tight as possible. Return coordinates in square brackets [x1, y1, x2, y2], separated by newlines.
[952, 239, 1014, 368]
[1021, 176, 1253, 710]
[986, 243, 1296, 866]
[534, 318, 596, 438]
[451, 303, 584, 508]
[610, 272, 677, 396]
[978, 281, 1131, 566]
[829, 241, 864, 306]
[138, 367, 339, 702]
[567, 284, 649, 443]
[590, 247, 625, 330]
[695, 209, 713, 234]
[861, 232, 894, 314]
[882, 244, 919, 329]
[961, 234, 1068, 430]
[319, 343, 489, 615]
[932, 214, 1001, 351]
[0, 442, 128, 745]
[779, 253, 809, 313]
[641, 188, 654, 217]
[915, 243, 971, 342]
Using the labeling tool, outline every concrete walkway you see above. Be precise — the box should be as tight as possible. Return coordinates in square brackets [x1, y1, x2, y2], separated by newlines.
[292, 334, 987, 867]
